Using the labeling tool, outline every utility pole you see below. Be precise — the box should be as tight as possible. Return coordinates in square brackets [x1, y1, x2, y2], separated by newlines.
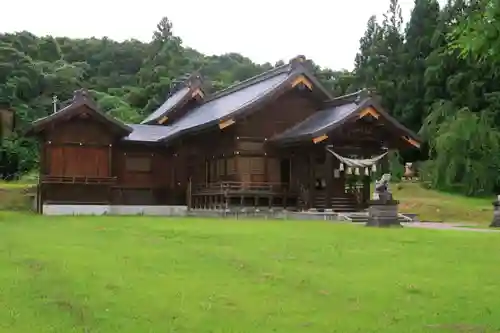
[52, 95, 58, 114]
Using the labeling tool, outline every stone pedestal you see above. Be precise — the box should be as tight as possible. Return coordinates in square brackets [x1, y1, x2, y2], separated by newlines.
[366, 199, 402, 227]
[490, 201, 500, 228]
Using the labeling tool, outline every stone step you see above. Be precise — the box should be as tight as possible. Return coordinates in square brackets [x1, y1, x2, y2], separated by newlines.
[343, 212, 413, 223]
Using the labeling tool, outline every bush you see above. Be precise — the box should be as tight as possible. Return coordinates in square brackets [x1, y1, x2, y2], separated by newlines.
[0, 187, 35, 211]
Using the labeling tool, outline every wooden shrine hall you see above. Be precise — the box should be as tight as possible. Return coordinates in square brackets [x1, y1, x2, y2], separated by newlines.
[27, 55, 420, 215]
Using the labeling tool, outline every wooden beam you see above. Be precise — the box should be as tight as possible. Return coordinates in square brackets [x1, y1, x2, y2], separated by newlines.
[312, 134, 328, 144]
[402, 135, 421, 148]
[219, 118, 235, 130]
[359, 107, 380, 119]
[291, 75, 313, 90]
[158, 116, 168, 124]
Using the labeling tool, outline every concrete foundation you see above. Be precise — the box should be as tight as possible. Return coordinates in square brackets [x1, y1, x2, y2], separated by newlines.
[42, 204, 188, 216]
[366, 200, 402, 227]
[187, 208, 341, 221]
[41, 204, 343, 221]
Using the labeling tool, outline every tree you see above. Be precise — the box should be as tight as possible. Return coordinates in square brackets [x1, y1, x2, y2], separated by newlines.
[396, 0, 440, 131]
[353, 15, 382, 89]
[451, 0, 500, 62]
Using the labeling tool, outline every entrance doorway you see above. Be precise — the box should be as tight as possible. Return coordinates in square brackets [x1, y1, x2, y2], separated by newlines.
[280, 158, 291, 184]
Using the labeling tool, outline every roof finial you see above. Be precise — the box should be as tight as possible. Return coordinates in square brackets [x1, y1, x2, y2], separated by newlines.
[289, 55, 307, 70]
[168, 72, 204, 96]
[73, 88, 90, 101]
[291, 55, 306, 63]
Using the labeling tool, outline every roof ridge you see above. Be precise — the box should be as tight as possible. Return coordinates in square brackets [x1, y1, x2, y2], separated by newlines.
[168, 72, 204, 98]
[203, 62, 292, 103]
[28, 88, 132, 136]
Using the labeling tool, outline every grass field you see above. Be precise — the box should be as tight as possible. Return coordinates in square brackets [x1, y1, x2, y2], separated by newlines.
[1, 211, 500, 332]
[392, 182, 491, 224]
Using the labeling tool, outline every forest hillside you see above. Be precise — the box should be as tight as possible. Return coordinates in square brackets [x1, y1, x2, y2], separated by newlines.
[0, 0, 498, 197]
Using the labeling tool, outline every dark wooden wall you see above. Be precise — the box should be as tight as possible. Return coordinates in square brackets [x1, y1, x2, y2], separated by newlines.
[110, 143, 176, 205]
[40, 108, 117, 204]
[43, 114, 113, 177]
[112, 144, 170, 188]
[236, 90, 318, 139]
[175, 126, 238, 186]
[232, 90, 319, 185]
[45, 145, 110, 177]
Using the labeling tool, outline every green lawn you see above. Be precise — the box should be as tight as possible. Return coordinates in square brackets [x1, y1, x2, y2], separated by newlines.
[1, 212, 499, 332]
[393, 182, 492, 224]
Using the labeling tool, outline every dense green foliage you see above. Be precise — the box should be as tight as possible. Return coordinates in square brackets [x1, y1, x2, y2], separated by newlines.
[355, 0, 500, 196]
[1, 0, 499, 196]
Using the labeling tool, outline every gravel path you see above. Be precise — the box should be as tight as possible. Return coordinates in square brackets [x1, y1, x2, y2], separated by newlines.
[403, 222, 499, 232]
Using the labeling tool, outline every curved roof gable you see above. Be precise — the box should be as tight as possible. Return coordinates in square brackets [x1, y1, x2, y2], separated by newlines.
[271, 89, 421, 148]
[154, 55, 334, 143]
[141, 74, 205, 125]
[27, 89, 132, 137]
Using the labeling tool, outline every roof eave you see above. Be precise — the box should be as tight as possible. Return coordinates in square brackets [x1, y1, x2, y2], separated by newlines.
[368, 99, 421, 144]
[306, 99, 422, 148]
[300, 70, 334, 101]
[269, 134, 312, 145]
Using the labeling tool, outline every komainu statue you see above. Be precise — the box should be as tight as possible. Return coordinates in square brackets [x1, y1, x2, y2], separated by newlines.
[372, 173, 393, 202]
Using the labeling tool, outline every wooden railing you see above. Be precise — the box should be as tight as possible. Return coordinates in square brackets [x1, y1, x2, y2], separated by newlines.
[345, 183, 364, 208]
[193, 181, 291, 195]
[41, 175, 117, 185]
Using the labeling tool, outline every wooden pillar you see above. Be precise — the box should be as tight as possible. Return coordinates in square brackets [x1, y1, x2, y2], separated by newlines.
[37, 182, 42, 214]
[264, 154, 269, 183]
[38, 142, 46, 213]
[381, 151, 390, 174]
[362, 175, 371, 209]
[205, 160, 209, 184]
[107, 145, 113, 205]
[308, 152, 315, 209]
[325, 150, 333, 209]
[187, 177, 192, 210]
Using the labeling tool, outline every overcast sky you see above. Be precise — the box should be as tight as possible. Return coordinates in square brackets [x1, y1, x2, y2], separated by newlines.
[3, 0, 423, 70]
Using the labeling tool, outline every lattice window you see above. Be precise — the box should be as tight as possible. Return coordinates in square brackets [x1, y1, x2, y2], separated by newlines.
[125, 156, 151, 172]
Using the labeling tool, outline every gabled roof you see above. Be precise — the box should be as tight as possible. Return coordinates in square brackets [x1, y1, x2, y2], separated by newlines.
[27, 89, 132, 137]
[153, 55, 334, 143]
[271, 89, 421, 147]
[140, 73, 205, 125]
